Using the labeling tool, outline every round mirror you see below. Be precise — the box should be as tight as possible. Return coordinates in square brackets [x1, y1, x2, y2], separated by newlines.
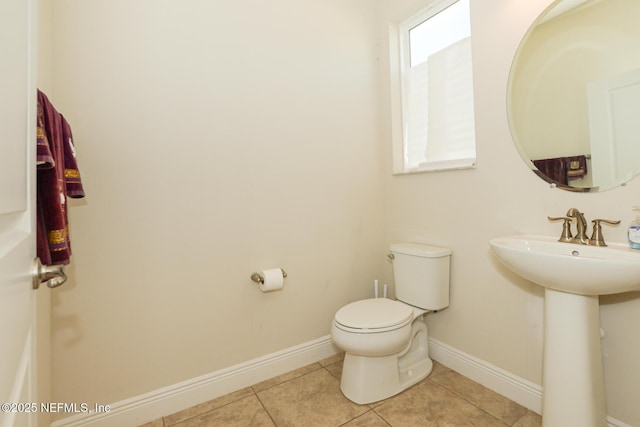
[507, 0, 640, 192]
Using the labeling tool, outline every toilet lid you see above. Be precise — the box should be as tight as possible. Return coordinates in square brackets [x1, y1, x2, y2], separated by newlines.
[334, 298, 413, 331]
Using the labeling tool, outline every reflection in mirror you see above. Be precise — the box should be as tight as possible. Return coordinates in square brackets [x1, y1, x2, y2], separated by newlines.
[508, 0, 640, 192]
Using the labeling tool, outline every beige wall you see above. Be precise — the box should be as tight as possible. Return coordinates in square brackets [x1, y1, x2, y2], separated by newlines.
[49, 0, 386, 419]
[48, 0, 640, 425]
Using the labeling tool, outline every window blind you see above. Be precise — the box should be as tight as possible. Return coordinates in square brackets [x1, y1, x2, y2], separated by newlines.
[404, 37, 476, 171]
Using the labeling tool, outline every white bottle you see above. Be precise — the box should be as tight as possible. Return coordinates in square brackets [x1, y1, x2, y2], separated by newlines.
[628, 207, 640, 249]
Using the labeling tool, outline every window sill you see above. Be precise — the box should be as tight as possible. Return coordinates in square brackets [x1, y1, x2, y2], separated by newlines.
[393, 158, 476, 175]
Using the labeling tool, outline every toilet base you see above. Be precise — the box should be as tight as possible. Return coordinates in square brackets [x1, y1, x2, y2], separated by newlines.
[339, 319, 431, 404]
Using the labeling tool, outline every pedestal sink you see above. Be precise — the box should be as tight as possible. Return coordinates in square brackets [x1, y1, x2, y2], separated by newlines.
[490, 235, 640, 427]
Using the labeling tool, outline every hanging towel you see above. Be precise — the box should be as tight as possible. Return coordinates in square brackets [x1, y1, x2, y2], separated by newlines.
[532, 157, 567, 185]
[36, 90, 85, 266]
[533, 155, 588, 185]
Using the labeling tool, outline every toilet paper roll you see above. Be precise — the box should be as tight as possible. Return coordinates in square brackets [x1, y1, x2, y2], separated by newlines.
[259, 268, 285, 292]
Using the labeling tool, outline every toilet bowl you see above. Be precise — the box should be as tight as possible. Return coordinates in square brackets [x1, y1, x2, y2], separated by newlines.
[330, 242, 451, 404]
[331, 298, 431, 404]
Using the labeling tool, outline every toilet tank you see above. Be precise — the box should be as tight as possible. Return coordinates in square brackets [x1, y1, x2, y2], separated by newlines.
[390, 242, 451, 310]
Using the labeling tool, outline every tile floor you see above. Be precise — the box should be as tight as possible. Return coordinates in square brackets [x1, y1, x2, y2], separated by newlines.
[140, 354, 542, 426]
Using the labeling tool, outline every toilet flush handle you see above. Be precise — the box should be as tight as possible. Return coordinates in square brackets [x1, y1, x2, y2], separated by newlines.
[387, 252, 395, 260]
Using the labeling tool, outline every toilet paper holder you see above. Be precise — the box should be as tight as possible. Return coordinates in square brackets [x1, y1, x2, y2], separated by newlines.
[251, 268, 287, 284]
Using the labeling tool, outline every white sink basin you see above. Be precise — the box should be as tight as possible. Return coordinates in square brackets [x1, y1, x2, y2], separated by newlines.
[490, 234, 640, 426]
[490, 235, 640, 296]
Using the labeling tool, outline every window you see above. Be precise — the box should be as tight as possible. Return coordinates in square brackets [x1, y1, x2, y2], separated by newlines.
[391, 0, 476, 174]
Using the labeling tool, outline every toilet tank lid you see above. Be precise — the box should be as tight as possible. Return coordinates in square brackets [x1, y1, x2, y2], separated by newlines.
[390, 242, 451, 257]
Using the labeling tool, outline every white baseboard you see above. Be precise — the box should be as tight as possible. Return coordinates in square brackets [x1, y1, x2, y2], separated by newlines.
[428, 337, 633, 427]
[428, 337, 543, 413]
[50, 335, 633, 427]
[50, 336, 340, 427]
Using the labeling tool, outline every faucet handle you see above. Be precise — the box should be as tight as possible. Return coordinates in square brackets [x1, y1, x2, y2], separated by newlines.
[548, 216, 574, 242]
[589, 219, 621, 247]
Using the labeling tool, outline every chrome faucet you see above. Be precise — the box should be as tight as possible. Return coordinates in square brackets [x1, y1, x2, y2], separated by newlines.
[549, 208, 620, 246]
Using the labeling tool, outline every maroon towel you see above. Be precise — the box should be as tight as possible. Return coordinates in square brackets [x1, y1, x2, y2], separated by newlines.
[36, 90, 85, 266]
[533, 158, 567, 185]
[533, 155, 588, 186]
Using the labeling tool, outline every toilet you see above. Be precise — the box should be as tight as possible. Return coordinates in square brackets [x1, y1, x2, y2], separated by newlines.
[331, 242, 451, 404]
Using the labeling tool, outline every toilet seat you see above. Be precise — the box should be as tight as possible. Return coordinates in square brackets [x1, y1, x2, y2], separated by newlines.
[334, 298, 413, 333]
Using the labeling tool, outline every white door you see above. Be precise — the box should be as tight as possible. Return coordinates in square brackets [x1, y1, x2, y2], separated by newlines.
[1, 0, 39, 426]
[588, 68, 640, 189]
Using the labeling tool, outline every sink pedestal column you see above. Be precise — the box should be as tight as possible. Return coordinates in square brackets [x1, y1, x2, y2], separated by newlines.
[542, 288, 607, 427]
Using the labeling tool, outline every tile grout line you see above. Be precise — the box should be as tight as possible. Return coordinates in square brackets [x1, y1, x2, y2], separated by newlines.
[253, 363, 325, 394]
[509, 411, 528, 427]
[425, 379, 511, 426]
[163, 362, 329, 427]
[254, 363, 353, 427]
[162, 389, 255, 426]
[252, 387, 278, 427]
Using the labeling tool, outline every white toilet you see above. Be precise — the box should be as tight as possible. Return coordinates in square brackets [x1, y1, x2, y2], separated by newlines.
[331, 242, 451, 404]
